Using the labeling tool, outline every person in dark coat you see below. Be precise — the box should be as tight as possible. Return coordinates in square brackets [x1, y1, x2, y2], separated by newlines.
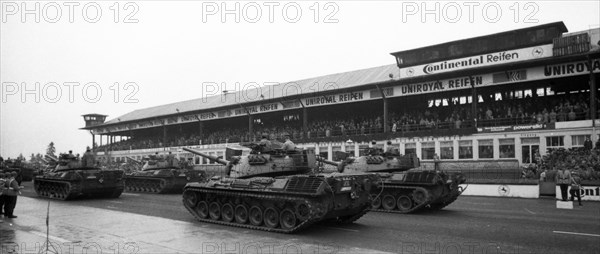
[3, 171, 20, 218]
[584, 137, 593, 150]
[0, 173, 6, 216]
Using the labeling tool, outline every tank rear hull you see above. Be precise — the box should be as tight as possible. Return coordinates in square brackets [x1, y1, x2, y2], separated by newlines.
[182, 173, 378, 233]
[34, 169, 124, 200]
[370, 170, 465, 213]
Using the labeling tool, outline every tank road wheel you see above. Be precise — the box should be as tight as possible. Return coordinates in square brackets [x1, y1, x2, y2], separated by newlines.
[196, 201, 209, 219]
[382, 195, 397, 210]
[263, 207, 280, 228]
[280, 209, 297, 230]
[371, 194, 382, 209]
[413, 189, 428, 205]
[209, 202, 221, 220]
[295, 203, 310, 221]
[183, 191, 198, 207]
[234, 204, 249, 224]
[221, 203, 234, 222]
[397, 195, 413, 211]
[249, 206, 264, 226]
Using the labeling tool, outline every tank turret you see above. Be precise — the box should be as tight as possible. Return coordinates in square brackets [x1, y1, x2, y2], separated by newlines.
[182, 145, 379, 233]
[183, 146, 313, 178]
[34, 151, 124, 200]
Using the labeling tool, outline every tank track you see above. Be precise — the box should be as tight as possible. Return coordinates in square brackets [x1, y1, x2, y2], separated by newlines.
[183, 187, 330, 233]
[369, 185, 432, 214]
[427, 185, 465, 210]
[334, 206, 371, 224]
[34, 179, 123, 200]
[125, 177, 181, 193]
[34, 180, 79, 200]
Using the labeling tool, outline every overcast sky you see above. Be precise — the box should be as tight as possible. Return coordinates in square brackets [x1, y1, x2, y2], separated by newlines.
[1, 1, 599, 158]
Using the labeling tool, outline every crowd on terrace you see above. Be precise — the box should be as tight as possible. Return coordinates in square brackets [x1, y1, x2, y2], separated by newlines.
[97, 91, 597, 151]
[529, 145, 600, 181]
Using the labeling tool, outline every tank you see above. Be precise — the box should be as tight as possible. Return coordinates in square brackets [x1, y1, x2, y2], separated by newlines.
[123, 154, 205, 193]
[33, 152, 125, 200]
[181, 144, 378, 233]
[318, 148, 466, 213]
[1, 159, 26, 184]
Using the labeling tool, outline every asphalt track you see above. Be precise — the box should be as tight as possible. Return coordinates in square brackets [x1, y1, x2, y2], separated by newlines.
[1, 181, 599, 254]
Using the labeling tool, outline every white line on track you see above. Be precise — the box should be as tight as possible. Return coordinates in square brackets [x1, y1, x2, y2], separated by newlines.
[553, 231, 600, 237]
[121, 193, 140, 196]
[106, 206, 119, 209]
[107, 200, 123, 204]
[524, 208, 536, 214]
[322, 226, 359, 233]
[30, 231, 71, 243]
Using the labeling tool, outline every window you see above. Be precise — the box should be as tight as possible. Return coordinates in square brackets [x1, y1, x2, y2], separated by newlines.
[546, 136, 564, 148]
[478, 139, 494, 159]
[499, 139, 515, 158]
[319, 147, 329, 160]
[440, 141, 454, 159]
[359, 145, 369, 156]
[572, 135, 591, 147]
[405, 143, 416, 156]
[345, 145, 355, 157]
[459, 140, 473, 159]
[332, 146, 343, 161]
[421, 142, 435, 160]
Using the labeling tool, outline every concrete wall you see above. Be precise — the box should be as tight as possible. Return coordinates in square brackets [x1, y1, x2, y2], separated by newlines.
[419, 160, 520, 171]
[459, 184, 539, 198]
[555, 186, 600, 201]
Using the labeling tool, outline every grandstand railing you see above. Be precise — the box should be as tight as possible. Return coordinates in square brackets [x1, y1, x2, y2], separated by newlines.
[96, 113, 594, 152]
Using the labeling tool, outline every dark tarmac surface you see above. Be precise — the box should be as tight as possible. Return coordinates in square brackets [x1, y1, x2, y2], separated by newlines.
[1, 181, 599, 254]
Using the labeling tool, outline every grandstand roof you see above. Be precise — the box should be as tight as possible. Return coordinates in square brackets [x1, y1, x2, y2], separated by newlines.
[100, 64, 400, 126]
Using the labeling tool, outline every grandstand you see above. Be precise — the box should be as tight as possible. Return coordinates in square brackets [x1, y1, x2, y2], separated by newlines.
[81, 21, 600, 172]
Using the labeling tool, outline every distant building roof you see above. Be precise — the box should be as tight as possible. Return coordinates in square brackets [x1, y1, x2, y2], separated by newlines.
[101, 64, 400, 126]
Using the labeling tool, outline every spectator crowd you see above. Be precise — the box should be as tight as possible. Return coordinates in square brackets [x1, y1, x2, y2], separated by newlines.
[98, 91, 598, 151]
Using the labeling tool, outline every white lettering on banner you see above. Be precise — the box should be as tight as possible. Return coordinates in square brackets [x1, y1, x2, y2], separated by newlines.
[399, 44, 553, 78]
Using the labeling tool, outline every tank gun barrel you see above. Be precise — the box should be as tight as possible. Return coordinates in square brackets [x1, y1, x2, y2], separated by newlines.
[183, 147, 230, 165]
[45, 155, 58, 162]
[126, 156, 142, 164]
[316, 156, 339, 167]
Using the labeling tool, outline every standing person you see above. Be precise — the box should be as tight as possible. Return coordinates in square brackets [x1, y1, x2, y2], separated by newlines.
[555, 166, 572, 201]
[259, 134, 272, 153]
[0, 173, 6, 216]
[3, 171, 20, 218]
[81, 147, 95, 167]
[433, 153, 441, 172]
[385, 141, 397, 155]
[282, 135, 296, 151]
[570, 171, 583, 206]
[584, 137, 593, 150]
